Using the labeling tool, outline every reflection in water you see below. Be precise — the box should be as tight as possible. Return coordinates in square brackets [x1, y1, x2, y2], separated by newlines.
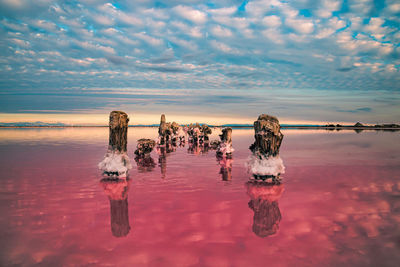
[187, 142, 210, 155]
[2, 127, 400, 266]
[100, 178, 131, 237]
[134, 155, 156, 172]
[246, 181, 284, 237]
[156, 144, 176, 179]
[217, 155, 233, 181]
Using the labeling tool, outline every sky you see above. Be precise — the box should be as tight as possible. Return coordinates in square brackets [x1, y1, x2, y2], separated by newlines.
[0, 0, 399, 125]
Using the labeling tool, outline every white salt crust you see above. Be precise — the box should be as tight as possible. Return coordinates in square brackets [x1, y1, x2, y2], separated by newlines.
[98, 151, 132, 177]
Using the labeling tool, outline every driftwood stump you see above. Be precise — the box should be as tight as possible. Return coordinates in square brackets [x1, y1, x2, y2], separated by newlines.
[217, 127, 234, 157]
[247, 114, 285, 181]
[135, 139, 156, 156]
[98, 111, 131, 177]
[109, 111, 129, 152]
[250, 114, 283, 157]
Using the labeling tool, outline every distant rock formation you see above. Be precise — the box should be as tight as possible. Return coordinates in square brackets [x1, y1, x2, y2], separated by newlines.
[247, 114, 285, 181]
[246, 181, 284, 237]
[100, 178, 131, 237]
[98, 111, 132, 178]
[217, 127, 234, 157]
[354, 122, 364, 127]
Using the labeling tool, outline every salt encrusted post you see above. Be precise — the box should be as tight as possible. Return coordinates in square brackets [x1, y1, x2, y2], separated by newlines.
[98, 111, 132, 177]
[158, 114, 168, 145]
[217, 127, 234, 157]
[247, 114, 285, 181]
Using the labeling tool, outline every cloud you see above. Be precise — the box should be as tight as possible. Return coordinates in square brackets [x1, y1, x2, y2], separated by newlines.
[210, 40, 241, 54]
[210, 25, 233, 38]
[348, 0, 373, 15]
[74, 40, 116, 54]
[285, 17, 314, 34]
[246, 0, 282, 17]
[208, 6, 237, 16]
[262, 15, 282, 28]
[262, 29, 285, 44]
[133, 32, 163, 46]
[316, 0, 342, 18]
[0, 0, 398, 124]
[336, 107, 372, 113]
[173, 5, 207, 24]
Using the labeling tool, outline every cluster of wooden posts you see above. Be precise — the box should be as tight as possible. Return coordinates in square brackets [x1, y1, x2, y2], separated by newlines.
[99, 111, 284, 181]
[98, 111, 286, 238]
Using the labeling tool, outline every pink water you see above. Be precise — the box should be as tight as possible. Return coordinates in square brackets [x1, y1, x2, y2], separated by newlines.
[0, 128, 399, 267]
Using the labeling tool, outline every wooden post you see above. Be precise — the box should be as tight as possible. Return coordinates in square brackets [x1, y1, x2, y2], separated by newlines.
[98, 111, 131, 177]
[250, 114, 283, 157]
[220, 127, 232, 144]
[109, 111, 129, 152]
[158, 114, 167, 145]
[248, 114, 285, 181]
[217, 127, 234, 156]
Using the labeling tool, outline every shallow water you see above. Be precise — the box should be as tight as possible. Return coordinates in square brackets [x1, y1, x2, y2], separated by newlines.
[0, 127, 399, 267]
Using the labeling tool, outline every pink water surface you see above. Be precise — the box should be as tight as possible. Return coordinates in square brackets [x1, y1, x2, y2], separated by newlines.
[0, 127, 399, 267]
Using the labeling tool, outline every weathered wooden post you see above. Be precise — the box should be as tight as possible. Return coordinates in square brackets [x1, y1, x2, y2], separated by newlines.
[134, 138, 156, 156]
[158, 114, 168, 145]
[247, 114, 285, 181]
[134, 139, 156, 172]
[217, 127, 234, 157]
[98, 111, 131, 177]
[101, 178, 131, 237]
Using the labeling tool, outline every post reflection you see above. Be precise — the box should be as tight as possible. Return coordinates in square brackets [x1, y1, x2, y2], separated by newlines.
[246, 181, 284, 237]
[156, 144, 176, 179]
[134, 155, 156, 172]
[100, 178, 132, 237]
[217, 155, 233, 181]
[187, 142, 210, 155]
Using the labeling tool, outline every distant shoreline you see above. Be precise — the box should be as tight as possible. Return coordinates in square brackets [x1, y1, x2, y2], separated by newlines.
[0, 125, 399, 131]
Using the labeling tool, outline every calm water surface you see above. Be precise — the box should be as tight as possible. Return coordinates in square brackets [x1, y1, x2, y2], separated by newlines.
[0, 127, 399, 267]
